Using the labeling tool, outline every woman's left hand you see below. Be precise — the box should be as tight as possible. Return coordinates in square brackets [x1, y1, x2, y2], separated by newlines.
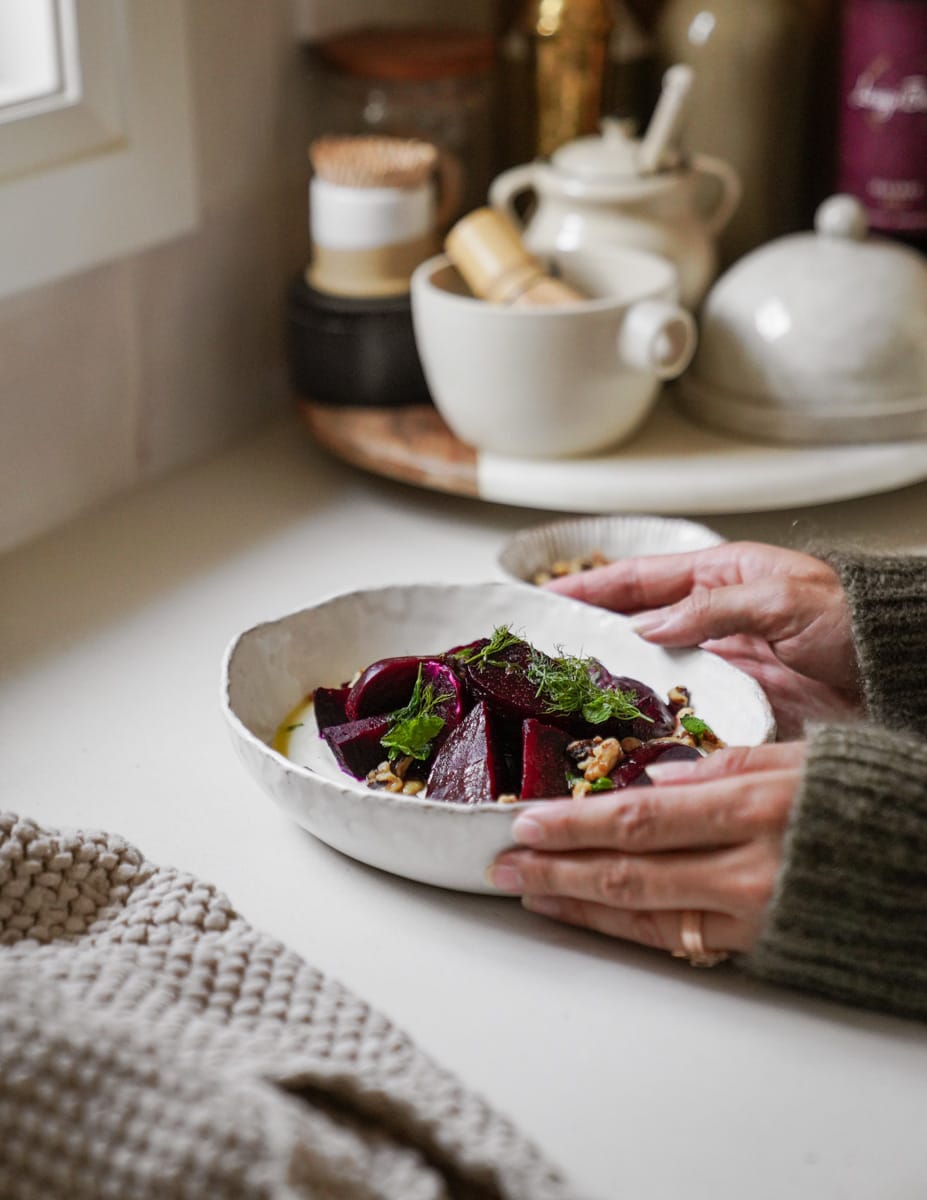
[487, 742, 805, 958]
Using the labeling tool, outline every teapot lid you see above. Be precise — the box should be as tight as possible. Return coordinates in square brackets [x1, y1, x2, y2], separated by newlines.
[549, 118, 649, 181]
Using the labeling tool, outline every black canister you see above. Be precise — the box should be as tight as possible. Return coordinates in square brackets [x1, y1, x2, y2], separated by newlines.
[286, 276, 432, 408]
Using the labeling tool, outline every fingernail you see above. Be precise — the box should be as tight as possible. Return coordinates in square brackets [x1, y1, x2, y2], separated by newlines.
[630, 612, 665, 636]
[511, 815, 544, 846]
[646, 762, 696, 782]
[523, 896, 562, 917]
[486, 864, 524, 893]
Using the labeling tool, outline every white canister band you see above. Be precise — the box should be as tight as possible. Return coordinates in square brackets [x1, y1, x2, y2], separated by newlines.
[310, 178, 436, 251]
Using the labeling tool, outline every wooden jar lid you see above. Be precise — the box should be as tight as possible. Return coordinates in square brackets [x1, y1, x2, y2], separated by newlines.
[315, 27, 494, 82]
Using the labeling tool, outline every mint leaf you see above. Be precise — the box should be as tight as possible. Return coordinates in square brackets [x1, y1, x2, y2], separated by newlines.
[680, 714, 713, 741]
[380, 666, 451, 762]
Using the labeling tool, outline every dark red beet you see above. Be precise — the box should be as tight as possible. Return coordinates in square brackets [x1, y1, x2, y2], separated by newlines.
[346, 658, 467, 748]
[345, 656, 429, 719]
[520, 719, 572, 799]
[463, 642, 590, 734]
[313, 685, 350, 731]
[425, 662, 468, 747]
[322, 715, 392, 779]
[426, 701, 507, 804]
[586, 661, 676, 740]
[612, 740, 703, 789]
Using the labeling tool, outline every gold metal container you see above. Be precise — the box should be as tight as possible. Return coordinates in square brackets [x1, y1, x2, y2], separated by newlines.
[502, 0, 617, 159]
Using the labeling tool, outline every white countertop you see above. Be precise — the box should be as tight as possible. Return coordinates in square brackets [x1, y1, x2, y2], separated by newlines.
[4, 416, 927, 1200]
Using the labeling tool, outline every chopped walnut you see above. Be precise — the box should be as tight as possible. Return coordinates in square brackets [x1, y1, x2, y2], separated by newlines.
[567, 735, 623, 782]
[583, 737, 623, 781]
[367, 757, 416, 792]
[571, 778, 592, 800]
[620, 737, 642, 752]
[497, 793, 520, 805]
[530, 549, 611, 586]
[668, 685, 690, 707]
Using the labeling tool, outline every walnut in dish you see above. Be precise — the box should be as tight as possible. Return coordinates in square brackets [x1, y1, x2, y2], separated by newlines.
[530, 550, 611, 586]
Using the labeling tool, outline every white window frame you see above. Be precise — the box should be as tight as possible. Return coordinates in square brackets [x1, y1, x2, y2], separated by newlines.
[0, 0, 198, 301]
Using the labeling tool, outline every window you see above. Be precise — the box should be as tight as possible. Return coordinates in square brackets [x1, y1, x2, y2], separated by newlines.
[0, 0, 75, 114]
[0, 0, 197, 300]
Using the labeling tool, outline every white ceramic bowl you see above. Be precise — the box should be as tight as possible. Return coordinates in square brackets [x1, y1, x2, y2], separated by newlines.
[410, 245, 696, 458]
[498, 515, 726, 585]
[221, 583, 775, 894]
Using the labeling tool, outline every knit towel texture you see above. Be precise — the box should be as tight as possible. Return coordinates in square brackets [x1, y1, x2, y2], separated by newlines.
[0, 813, 579, 1200]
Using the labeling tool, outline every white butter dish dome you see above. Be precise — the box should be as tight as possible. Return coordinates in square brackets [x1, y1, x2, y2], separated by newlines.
[676, 195, 927, 444]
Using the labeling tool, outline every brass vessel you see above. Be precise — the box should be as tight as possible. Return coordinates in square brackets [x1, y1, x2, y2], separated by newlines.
[518, 0, 616, 157]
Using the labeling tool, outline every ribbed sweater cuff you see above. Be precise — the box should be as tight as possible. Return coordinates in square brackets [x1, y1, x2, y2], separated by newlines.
[829, 552, 927, 733]
[745, 723, 927, 1020]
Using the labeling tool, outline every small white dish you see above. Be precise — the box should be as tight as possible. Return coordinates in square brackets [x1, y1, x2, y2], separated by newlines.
[498, 514, 725, 585]
[221, 582, 774, 894]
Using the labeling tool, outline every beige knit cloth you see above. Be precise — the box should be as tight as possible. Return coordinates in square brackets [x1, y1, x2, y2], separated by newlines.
[0, 813, 580, 1200]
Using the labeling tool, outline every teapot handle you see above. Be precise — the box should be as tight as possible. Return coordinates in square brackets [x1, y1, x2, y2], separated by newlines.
[691, 153, 742, 238]
[488, 164, 539, 230]
[617, 299, 697, 381]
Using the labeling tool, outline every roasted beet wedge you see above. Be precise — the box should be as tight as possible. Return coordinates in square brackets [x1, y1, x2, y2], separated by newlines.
[346, 657, 467, 743]
[321, 715, 392, 780]
[312, 685, 350, 732]
[426, 701, 507, 805]
[612, 740, 703, 789]
[345, 656, 429, 719]
[520, 719, 572, 800]
[586, 661, 676, 740]
[462, 641, 577, 727]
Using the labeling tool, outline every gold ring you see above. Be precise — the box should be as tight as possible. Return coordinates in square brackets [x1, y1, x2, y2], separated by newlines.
[672, 910, 730, 968]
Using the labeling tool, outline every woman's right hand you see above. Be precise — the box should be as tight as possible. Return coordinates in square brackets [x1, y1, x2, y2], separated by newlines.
[546, 542, 862, 738]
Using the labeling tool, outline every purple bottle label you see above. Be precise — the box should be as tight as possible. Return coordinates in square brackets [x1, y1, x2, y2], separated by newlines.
[838, 0, 927, 232]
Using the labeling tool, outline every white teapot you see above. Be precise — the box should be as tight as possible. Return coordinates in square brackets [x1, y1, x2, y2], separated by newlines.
[489, 118, 740, 308]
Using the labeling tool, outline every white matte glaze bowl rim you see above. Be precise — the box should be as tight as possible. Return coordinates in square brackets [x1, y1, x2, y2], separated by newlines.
[220, 581, 776, 819]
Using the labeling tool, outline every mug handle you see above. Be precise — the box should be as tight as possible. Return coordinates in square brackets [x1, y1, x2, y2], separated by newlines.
[488, 163, 539, 230]
[617, 299, 697, 380]
[691, 153, 742, 238]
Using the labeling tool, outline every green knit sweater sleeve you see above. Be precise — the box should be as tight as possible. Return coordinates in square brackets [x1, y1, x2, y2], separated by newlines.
[745, 722, 927, 1019]
[744, 552, 927, 1018]
[830, 551, 927, 734]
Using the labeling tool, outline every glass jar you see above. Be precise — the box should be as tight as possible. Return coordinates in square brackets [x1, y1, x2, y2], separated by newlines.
[306, 27, 495, 223]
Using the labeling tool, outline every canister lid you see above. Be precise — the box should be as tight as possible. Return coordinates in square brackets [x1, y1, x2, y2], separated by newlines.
[315, 27, 494, 82]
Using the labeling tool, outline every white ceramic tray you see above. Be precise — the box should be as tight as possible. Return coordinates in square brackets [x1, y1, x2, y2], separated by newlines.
[302, 394, 927, 515]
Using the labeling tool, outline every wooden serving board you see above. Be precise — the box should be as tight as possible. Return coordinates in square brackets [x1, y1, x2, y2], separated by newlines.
[300, 398, 927, 515]
[301, 401, 477, 497]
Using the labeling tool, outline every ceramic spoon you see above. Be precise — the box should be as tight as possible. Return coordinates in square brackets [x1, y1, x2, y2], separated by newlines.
[637, 64, 694, 175]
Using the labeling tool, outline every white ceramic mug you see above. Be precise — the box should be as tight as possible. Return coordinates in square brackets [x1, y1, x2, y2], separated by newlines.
[411, 244, 697, 458]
